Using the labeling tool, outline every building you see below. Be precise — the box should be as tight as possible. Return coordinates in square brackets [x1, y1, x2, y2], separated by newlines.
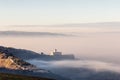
[38, 49, 75, 60]
[50, 49, 62, 56]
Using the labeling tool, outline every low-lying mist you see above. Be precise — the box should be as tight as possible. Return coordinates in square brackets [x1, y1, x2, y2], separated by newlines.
[27, 59, 120, 80]
[28, 60, 120, 73]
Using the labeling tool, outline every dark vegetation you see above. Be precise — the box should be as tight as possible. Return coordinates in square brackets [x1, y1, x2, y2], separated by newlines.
[0, 68, 68, 80]
[0, 72, 54, 80]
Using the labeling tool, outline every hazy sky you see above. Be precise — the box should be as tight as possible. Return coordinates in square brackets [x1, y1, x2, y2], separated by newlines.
[0, 0, 120, 25]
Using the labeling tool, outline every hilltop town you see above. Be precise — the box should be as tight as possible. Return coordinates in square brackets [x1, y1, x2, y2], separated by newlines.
[0, 46, 75, 61]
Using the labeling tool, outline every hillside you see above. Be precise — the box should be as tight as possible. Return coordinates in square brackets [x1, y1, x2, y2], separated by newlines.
[0, 52, 36, 70]
[0, 46, 41, 60]
[0, 46, 70, 80]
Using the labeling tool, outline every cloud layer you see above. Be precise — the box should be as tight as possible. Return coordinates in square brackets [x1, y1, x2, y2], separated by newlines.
[8, 22, 120, 27]
[0, 31, 71, 37]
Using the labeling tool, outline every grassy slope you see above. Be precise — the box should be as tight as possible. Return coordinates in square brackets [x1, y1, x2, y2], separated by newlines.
[0, 73, 54, 80]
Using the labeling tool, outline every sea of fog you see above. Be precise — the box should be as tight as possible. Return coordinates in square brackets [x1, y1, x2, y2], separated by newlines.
[0, 24, 120, 63]
[0, 24, 120, 80]
[27, 59, 120, 80]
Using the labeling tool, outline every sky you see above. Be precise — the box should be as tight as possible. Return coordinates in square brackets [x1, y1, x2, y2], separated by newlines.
[0, 0, 120, 25]
[0, 0, 120, 63]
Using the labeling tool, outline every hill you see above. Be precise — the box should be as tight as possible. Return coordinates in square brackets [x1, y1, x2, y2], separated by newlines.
[0, 46, 75, 61]
[0, 51, 36, 70]
[0, 46, 41, 60]
[0, 46, 70, 80]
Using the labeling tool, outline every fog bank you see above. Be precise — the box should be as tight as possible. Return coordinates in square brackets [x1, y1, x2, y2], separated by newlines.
[28, 60, 120, 73]
[27, 60, 120, 80]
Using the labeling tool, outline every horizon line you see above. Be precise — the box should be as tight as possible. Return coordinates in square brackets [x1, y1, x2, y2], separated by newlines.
[1, 21, 120, 27]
